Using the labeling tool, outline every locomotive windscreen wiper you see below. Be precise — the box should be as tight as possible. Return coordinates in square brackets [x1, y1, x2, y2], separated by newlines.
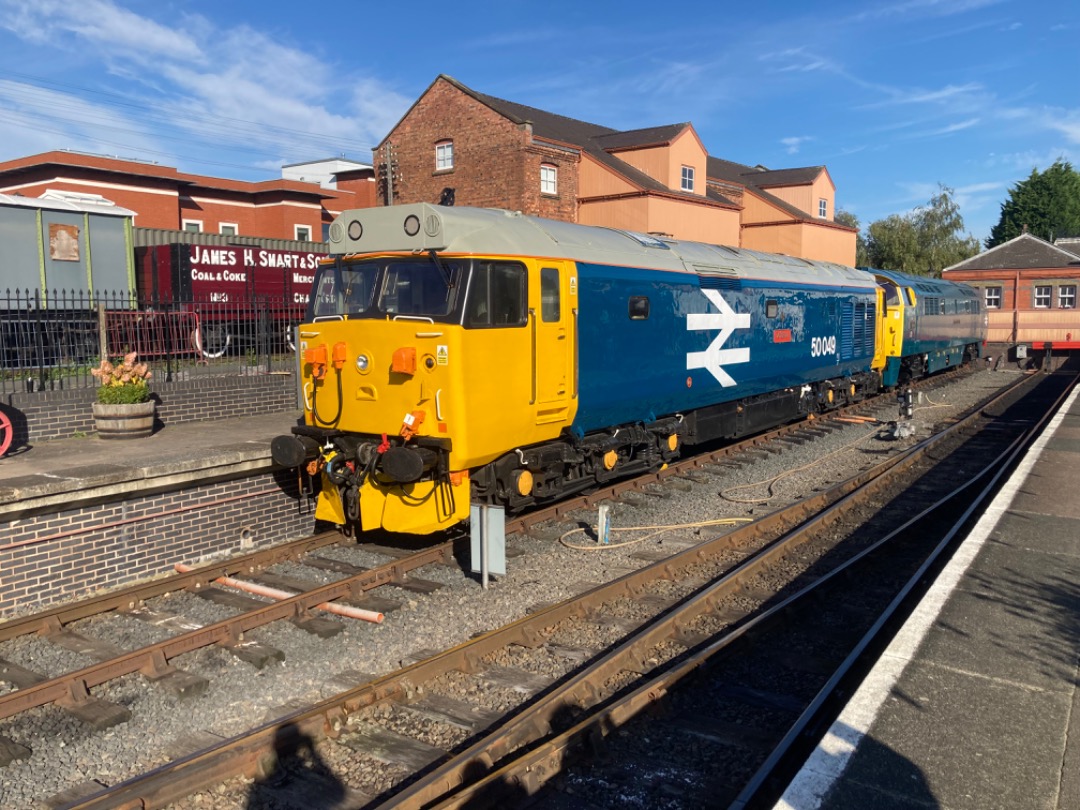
[428, 249, 455, 289]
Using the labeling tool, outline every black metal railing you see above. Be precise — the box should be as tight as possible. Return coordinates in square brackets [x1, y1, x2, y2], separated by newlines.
[0, 289, 301, 395]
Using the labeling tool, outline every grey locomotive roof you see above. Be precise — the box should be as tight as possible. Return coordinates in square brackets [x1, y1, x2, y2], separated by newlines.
[329, 203, 875, 289]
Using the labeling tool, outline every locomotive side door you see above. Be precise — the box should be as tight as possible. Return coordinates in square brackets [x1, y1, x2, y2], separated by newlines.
[531, 261, 576, 425]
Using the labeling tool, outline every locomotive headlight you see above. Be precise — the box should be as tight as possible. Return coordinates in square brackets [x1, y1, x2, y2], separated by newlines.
[355, 353, 371, 374]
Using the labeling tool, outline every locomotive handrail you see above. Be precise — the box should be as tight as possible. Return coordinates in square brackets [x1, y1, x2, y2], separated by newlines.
[573, 306, 579, 399]
[391, 314, 435, 323]
[529, 307, 537, 405]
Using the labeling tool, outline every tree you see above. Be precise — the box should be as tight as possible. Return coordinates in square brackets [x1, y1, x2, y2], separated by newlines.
[986, 159, 1080, 248]
[864, 185, 980, 276]
[834, 209, 869, 267]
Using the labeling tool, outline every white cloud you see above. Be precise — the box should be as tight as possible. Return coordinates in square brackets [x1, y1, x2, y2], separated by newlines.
[0, 0, 409, 170]
[781, 136, 812, 154]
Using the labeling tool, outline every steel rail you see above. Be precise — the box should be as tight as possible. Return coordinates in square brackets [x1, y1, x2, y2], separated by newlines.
[57, 369, 1025, 810]
[418, 372, 1073, 810]
[380, 371, 1037, 808]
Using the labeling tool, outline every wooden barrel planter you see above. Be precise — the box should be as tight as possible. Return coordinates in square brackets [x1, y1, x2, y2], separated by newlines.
[92, 401, 156, 440]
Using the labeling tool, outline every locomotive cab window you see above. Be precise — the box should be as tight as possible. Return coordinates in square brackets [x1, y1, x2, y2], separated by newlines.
[765, 299, 778, 318]
[464, 261, 526, 328]
[628, 296, 650, 320]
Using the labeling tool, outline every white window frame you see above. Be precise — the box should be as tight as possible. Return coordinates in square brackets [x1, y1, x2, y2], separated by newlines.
[680, 165, 695, 192]
[182, 219, 203, 233]
[984, 286, 1002, 309]
[435, 141, 454, 171]
[1059, 285, 1076, 309]
[219, 222, 238, 236]
[294, 224, 312, 241]
[1034, 285, 1052, 309]
[818, 198, 828, 218]
[540, 164, 557, 195]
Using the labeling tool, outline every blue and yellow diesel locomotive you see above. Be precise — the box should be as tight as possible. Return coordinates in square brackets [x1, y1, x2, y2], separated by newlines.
[271, 204, 985, 535]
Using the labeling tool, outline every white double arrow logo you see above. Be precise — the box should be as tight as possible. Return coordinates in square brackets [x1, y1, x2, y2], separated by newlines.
[686, 289, 750, 387]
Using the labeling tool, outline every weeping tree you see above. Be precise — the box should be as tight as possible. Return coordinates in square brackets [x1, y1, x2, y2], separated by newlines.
[864, 185, 980, 276]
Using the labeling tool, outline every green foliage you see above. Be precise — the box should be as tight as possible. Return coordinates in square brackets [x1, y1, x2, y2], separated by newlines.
[864, 185, 980, 276]
[986, 159, 1080, 248]
[834, 209, 869, 268]
[96, 380, 150, 404]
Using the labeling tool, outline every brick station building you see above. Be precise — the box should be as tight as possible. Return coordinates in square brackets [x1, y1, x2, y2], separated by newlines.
[0, 151, 376, 242]
[942, 232, 1080, 350]
[374, 75, 855, 265]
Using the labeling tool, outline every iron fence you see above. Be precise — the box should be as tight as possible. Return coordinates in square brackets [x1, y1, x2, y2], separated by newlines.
[0, 289, 300, 395]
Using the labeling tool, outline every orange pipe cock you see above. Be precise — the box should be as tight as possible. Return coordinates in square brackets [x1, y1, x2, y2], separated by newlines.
[392, 346, 417, 376]
[304, 344, 328, 379]
[332, 341, 347, 370]
[400, 410, 425, 441]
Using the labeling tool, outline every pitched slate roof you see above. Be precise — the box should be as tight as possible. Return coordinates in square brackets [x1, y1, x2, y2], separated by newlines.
[746, 166, 826, 187]
[943, 232, 1080, 272]
[440, 76, 746, 208]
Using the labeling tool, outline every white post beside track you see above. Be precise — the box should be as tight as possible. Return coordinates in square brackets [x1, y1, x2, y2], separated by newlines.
[470, 504, 506, 589]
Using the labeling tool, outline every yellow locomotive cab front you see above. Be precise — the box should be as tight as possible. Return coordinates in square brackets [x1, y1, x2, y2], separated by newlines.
[272, 206, 579, 535]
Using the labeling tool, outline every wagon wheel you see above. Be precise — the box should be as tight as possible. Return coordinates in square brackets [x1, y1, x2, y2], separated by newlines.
[0, 410, 12, 457]
[191, 324, 231, 359]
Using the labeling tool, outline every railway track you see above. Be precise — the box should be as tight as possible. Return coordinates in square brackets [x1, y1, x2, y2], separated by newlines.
[0, 367, 972, 738]
[2, 365, 1046, 808]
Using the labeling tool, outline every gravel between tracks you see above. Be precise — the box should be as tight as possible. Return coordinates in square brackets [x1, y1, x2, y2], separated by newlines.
[0, 369, 1023, 808]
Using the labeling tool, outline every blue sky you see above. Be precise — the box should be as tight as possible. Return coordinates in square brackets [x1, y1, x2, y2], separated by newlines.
[0, 0, 1075, 245]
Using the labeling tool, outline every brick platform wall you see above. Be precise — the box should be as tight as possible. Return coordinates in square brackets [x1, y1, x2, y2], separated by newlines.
[2, 373, 298, 446]
[0, 467, 316, 615]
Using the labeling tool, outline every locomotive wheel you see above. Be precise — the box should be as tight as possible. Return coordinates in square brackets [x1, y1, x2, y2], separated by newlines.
[192, 324, 231, 358]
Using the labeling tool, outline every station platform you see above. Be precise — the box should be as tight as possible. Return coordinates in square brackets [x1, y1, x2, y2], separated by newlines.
[778, 385, 1080, 809]
[0, 410, 302, 521]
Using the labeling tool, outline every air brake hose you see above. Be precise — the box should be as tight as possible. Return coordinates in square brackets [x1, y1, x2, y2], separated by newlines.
[311, 367, 343, 426]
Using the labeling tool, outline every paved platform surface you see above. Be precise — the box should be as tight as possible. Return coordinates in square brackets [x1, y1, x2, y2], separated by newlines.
[778, 385, 1080, 810]
[0, 411, 302, 515]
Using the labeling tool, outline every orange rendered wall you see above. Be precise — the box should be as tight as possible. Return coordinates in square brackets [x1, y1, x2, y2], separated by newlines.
[762, 174, 835, 220]
[742, 221, 855, 265]
[613, 130, 707, 195]
[578, 196, 738, 244]
[578, 155, 637, 198]
[645, 197, 739, 244]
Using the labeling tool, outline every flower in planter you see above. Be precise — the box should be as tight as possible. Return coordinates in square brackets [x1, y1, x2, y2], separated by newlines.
[91, 352, 153, 405]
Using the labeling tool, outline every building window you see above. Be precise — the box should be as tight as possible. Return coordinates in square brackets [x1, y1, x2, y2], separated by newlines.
[1034, 285, 1052, 308]
[1059, 285, 1076, 309]
[540, 164, 557, 195]
[984, 287, 1001, 309]
[818, 198, 828, 218]
[219, 223, 238, 236]
[681, 165, 695, 192]
[182, 219, 203, 233]
[435, 141, 453, 171]
[295, 225, 312, 241]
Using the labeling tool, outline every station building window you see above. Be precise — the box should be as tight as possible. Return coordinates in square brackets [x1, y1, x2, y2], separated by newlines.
[182, 219, 203, 233]
[435, 140, 454, 171]
[1059, 285, 1076, 309]
[1034, 285, 1052, 308]
[984, 286, 1001, 309]
[541, 164, 557, 195]
[295, 225, 312, 241]
[220, 223, 238, 236]
[681, 165, 695, 192]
